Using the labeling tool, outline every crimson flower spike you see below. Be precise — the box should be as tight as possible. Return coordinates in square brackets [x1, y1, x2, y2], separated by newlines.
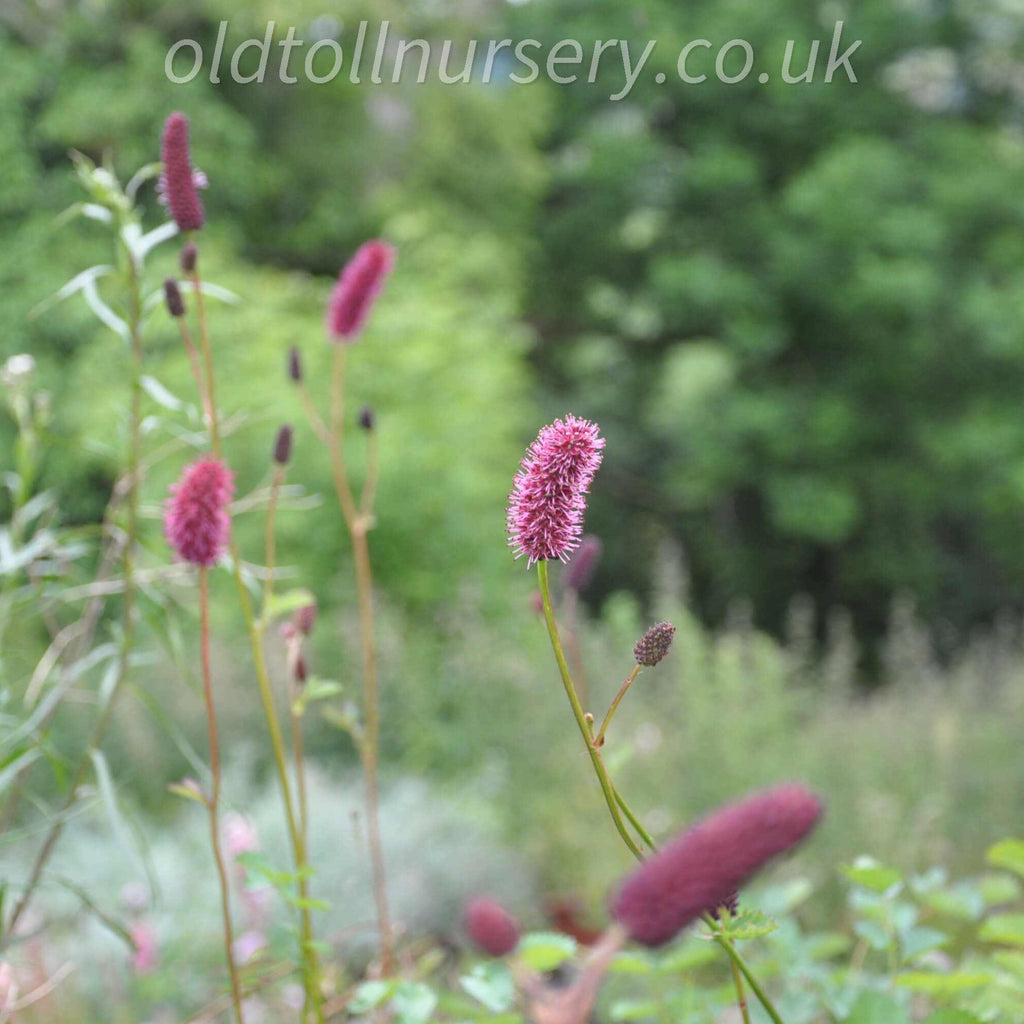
[161, 112, 205, 232]
[164, 458, 234, 566]
[610, 785, 823, 947]
[326, 240, 395, 342]
[507, 415, 605, 567]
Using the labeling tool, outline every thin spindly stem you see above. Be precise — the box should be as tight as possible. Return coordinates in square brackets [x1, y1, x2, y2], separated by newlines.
[327, 345, 393, 974]
[595, 665, 641, 747]
[199, 567, 246, 1024]
[536, 560, 643, 860]
[537, 563, 787, 1024]
[728, 954, 752, 1024]
[189, 252, 323, 1023]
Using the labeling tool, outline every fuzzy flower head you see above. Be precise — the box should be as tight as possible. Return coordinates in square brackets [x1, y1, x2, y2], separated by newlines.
[633, 622, 676, 667]
[164, 458, 234, 566]
[507, 415, 605, 567]
[464, 897, 520, 957]
[610, 785, 823, 947]
[326, 240, 395, 342]
[160, 112, 205, 232]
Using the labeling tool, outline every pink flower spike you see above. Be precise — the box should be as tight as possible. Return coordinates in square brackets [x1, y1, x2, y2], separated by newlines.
[610, 785, 823, 948]
[164, 458, 234, 567]
[464, 897, 520, 957]
[161, 112, 205, 232]
[507, 415, 605, 566]
[326, 240, 395, 342]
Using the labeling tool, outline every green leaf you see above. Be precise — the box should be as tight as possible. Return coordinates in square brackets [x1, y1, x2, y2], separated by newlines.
[140, 375, 184, 411]
[348, 980, 395, 1014]
[979, 913, 1024, 947]
[900, 926, 948, 962]
[607, 951, 655, 975]
[844, 991, 909, 1024]
[460, 963, 515, 1013]
[896, 972, 992, 998]
[719, 908, 777, 941]
[987, 839, 1024, 879]
[853, 919, 891, 951]
[292, 678, 344, 716]
[978, 872, 1023, 907]
[610, 1000, 660, 1021]
[922, 1013, 982, 1024]
[842, 856, 904, 895]
[261, 587, 316, 625]
[518, 931, 577, 971]
[392, 982, 438, 1024]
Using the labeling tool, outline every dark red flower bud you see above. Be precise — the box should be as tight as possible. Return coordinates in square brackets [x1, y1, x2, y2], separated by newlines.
[287, 346, 303, 384]
[358, 405, 376, 431]
[164, 278, 185, 318]
[273, 425, 293, 466]
[706, 891, 739, 920]
[565, 535, 603, 591]
[326, 240, 395, 342]
[633, 622, 676, 667]
[180, 242, 198, 274]
[293, 653, 307, 684]
[610, 785, 823, 947]
[464, 897, 520, 957]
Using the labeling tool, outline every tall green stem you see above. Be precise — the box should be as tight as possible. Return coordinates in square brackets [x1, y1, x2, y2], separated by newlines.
[199, 567, 246, 1024]
[327, 346, 393, 974]
[538, 560, 786, 1024]
[536, 560, 642, 859]
[189, 256, 322, 1023]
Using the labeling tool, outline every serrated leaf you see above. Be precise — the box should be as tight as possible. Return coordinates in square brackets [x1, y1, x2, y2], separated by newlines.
[610, 1000, 660, 1021]
[518, 931, 577, 971]
[460, 963, 515, 1013]
[392, 982, 437, 1024]
[896, 972, 992, 997]
[349, 980, 394, 1014]
[987, 839, 1024, 879]
[842, 856, 904, 895]
[900, 926, 948, 962]
[843, 991, 909, 1024]
[979, 913, 1024, 947]
[719, 908, 777, 941]
[853, 918, 891, 950]
[607, 951, 655, 975]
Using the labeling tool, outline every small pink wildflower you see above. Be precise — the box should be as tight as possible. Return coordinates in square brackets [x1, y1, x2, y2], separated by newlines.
[326, 240, 395, 342]
[164, 458, 234, 567]
[507, 415, 605, 566]
[610, 785, 823, 947]
[464, 897, 520, 957]
[160, 112, 205, 231]
[130, 920, 160, 975]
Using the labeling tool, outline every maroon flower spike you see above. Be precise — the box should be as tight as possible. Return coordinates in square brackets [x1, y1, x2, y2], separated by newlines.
[180, 242, 198, 274]
[633, 622, 676, 667]
[161, 112, 205, 232]
[507, 415, 605, 567]
[326, 240, 395, 342]
[565, 535, 603, 592]
[464, 897, 520, 957]
[273, 425, 293, 466]
[287, 346, 303, 384]
[164, 278, 185, 318]
[164, 458, 234, 566]
[610, 785, 823, 947]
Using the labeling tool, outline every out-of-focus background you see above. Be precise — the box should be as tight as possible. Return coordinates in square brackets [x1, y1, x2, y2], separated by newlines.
[5, 0, 1024, 1014]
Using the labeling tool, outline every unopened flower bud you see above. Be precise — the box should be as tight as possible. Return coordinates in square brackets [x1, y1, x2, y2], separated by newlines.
[358, 405, 375, 431]
[273, 425, 293, 466]
[633, 622, 676, 667]
[164, 278, 185, 318]
[294, 654, 307, 684]
[287, 346, 303, 384]
[180, 241, 197, 274]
